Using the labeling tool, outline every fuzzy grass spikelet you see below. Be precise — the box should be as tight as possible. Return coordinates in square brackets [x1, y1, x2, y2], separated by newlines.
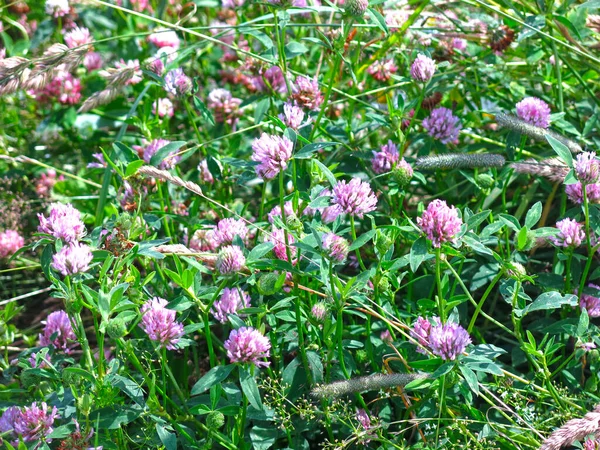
[415, 153, 505, 170]
[310, 373, 428, 399]
[496, 113, 582, 154]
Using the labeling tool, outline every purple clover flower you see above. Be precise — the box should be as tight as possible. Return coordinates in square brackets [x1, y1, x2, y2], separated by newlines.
[269, 228, 297, 262]
[580, 283, 600, 318]
[13, 402, 59, 442]
[428, 321, 472, 360]
[214, 218, 249, 247]
[139, 297, 184, 350]
[0, 230, 24, 258]
[550, 218, 585, 249]
[39, 310, 77, 353]
[216, 245, 246, 275]
[410, 54, 436, 82]
[417, 199, 463, 247]
[279, 102, 306, 129]
[143, 139, 180, 169]
[198, 160, 215, 184]
[0, 406, 21, 442]
[251, 133, 293, 180]
[311, 303, 327, 322]
[164, 68, 192, 96]
[38, 203, 86, 243]
[565, 182, 600, 204]
[211, 287, 251, 323]
[422, 107, 461, 144]
[291, 76, 324, 110]
[51, 242, 93, 276]
[516, 97, 551, 128]
[410, 316, 440, 354]
[253, 66, 288, 94]
[332, 178, 378, 218]
[322, 233, 349, 264]
[207, 88, 242, 126]
[268, 201, 294, 224]
[224, 326, 271, 367]
[574, 151, 600, 184]
[304, 188, 345, 223]
[371, 140, 399, 174]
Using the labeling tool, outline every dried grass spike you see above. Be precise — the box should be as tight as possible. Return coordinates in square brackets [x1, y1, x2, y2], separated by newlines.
[496, 113, 582, 154]
[137, 166, 202, 197]
[539, 404, 600, 450]
[78, 87, 120, 113]
[310, 373, 428, 399]
[510, 158, 569, 183]
[415, 153, 506, 170]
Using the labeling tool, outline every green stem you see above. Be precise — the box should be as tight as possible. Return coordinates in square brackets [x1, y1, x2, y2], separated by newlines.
[467, 271, 504, 333]
[349, 215, 367, 271]
[435, 248, 446, 322]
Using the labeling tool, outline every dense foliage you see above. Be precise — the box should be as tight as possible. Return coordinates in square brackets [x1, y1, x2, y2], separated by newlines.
[1, 0, 600, 448]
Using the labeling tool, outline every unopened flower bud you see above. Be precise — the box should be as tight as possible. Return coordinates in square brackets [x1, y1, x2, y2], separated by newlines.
[207, 411, 225, 429]
[392, 160, 414, 187]
[346, 0, 368, 17]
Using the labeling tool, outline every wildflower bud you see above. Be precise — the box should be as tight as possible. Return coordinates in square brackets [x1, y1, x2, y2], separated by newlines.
[286, 214, 303, 233]
[20, 369, 42, 389]
[257, 272, 283, 296]
[476, 173, 495, 189]
[380, 330, 393, 344]
[311, 303, 328, 322]
[378, 276, 390, 292]
[346, 0, 368, 17]
[322, 233, 349, 264]
[355, 349, 368, 364]
[375, 230, 393, 256]
[78, 393, 92, 416]
[410, 54, 436, 83]
[506, 262, 527, 279]
[107, 318, 128, 339]
[207, 411, 225, 429]
[392, 160, 414, 186]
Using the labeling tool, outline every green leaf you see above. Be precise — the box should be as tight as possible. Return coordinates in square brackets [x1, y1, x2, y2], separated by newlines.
[577, 309, 589, 337]
[294, 142, 338, 159]
[306, 351, 324, 384]
[193, 96, 215, 125]
[432, 362, 454, 378]
[463, 358, 504, 376]
[191, 365, 235, 395]
[149, 141, 186, 167]
[466, 210, 491, 231]
[285, 41, 309, 59]
[525, 202, 543, 228]
[247, 242, 275, 262]
[250, 426, 278, 450]
[409, 237, 428, 273]
[546, 134, 573, 167]
[459, 365, 480, 396]
[156, 424, 177, 450]
[113, 141, 140, 164]
[348, 230, 376, 251]
[239, 367, 263, 411]
[367, 8, 389, 34]
[254, 97, 270, 124]
[520, 292, 578, 317]
[109, 374, 145, 406]
[125, 160, 145, 177]
[312, 159, 337, 187]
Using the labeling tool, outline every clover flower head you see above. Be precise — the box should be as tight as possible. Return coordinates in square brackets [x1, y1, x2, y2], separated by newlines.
[139, 297, 184, 350]
[332, 178, 378, 218]
[516, 97, 551, 128]
[417, 199, 462, 247]
[211, 287, 251, 323]
[39, 310, 77, 353]
[251, 133, 293, 180]
[51, 242, 93, 276]
[224, 326, 271, 367]
[422, 107, 461, 144]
